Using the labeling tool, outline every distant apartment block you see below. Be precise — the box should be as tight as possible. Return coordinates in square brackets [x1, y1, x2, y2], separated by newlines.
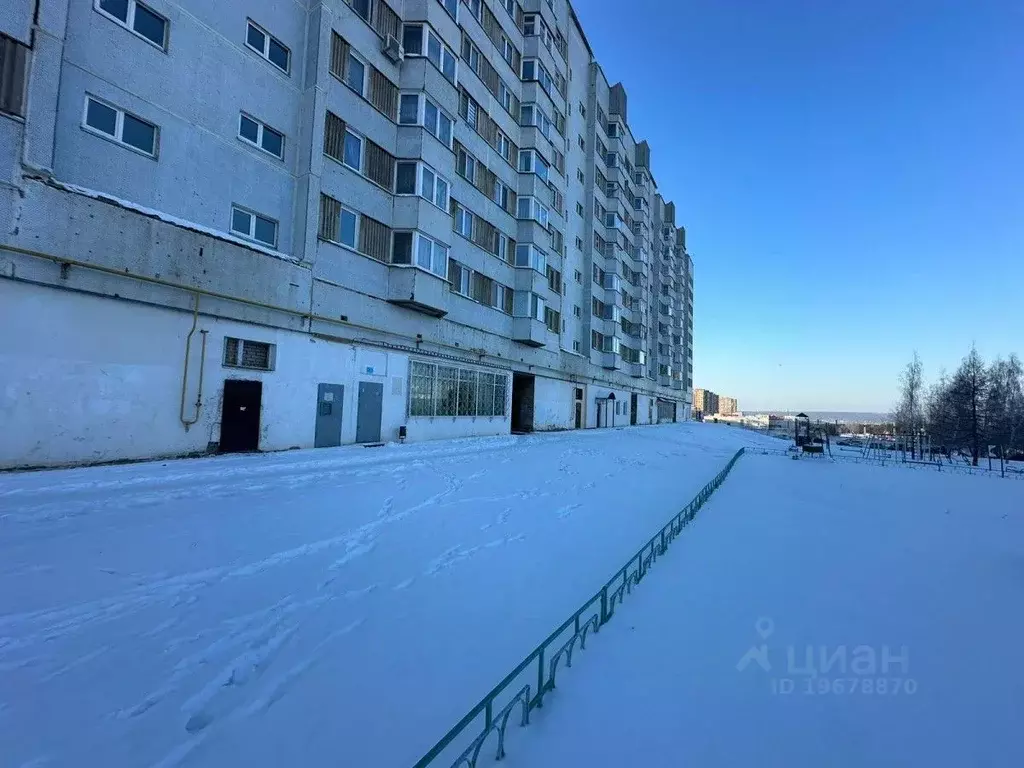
[0, 0, 695, 468]
[693, 389, 737, 417]
[693, 388, 718, 417]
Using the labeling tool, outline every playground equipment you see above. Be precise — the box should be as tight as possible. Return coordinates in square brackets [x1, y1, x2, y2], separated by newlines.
[793, 413, 831, 457]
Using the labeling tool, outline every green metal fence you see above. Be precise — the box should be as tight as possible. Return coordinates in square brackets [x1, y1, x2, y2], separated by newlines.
[412, 447, 746, 768]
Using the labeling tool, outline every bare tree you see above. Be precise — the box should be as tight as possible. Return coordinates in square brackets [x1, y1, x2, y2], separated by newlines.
[926, 369, 954, 456]
[893, 352, 924, 454]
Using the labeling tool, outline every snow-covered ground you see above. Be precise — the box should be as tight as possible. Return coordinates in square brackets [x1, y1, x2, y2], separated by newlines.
[0, 423, 778, 768]
[503, 453, 1024, 768]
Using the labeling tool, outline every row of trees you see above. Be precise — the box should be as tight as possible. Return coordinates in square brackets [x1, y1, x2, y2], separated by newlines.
[894, 350, 1024, 464]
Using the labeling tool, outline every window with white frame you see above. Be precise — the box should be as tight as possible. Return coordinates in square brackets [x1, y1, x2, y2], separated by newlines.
[519, 103, 552, 139]
[246, 20, 290, 73]
[342, 128, 362, 170]
[518, 149, 549, 182]
[82, 95, 158, 156]
[419, 164, 450, 210]
[398, 162, 448, 208]
[399, 93, 419, 124]
[350, 0, 371, 22]
[399, 93, 453, 147]
[492, 178, 509, 209]
[516, 197, 549, 227]
[94, 0, 167, 48]
[392, 231, 447, 276]
[456, 146, 477, 184]
[514, 243, 547, 274]
[498, 81, 512, 112]
[238, 113, 284, 159]
[416, 232, 448, 275]
[447, 259, 471, 295]
[494, 231, 511, 263]
[395, 160, 418, 194]
[496, 130, 512, 163]
[346, 49, 368, 95]
[319, 199, 360, 250]
[403, 24, 457, 84]
[513, 291, 545, 321]
[464, 37, 481, 72]
[438, 0, 458, 19]
[454, 204, 474, 238]
[230, 205, 278, 247]
[493, 282, 513, 313]
[521, 58, 552, 93]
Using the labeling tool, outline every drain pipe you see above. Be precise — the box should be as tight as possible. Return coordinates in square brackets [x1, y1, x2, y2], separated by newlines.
[179, 294, 207, 430]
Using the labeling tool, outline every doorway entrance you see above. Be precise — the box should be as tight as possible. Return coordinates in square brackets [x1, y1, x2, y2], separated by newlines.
[220, 379, 262, 453]
[355, 381, 383, 443]
[314, 383, 345, 448]
[630, 393, 638, 425]
[511, 373, 535, 433]
[596, 393, 616, 428]
[574, 386, 584, 429]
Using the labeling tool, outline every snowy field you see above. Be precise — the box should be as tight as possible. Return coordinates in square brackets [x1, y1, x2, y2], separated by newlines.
[503, 453, 1024, 768]
[0, 424, 778, 768]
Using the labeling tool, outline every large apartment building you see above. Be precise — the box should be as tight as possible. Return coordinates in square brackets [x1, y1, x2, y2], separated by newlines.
[0, 0, 694, 469]
[693, 388, 718, 417]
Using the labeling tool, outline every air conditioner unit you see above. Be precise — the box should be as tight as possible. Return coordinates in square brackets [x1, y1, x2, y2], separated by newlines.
[382, 34, 404, 62]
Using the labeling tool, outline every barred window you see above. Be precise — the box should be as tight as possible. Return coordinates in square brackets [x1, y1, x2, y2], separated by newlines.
[409, 361, 435, 416]
[407, 360, 507, 419]
[436, 366, 458, 416]
[477, 373, 496, 416]
[493, 374, 507, 417]
[223, 337, 274, 370]
[458, 369, 477, 416]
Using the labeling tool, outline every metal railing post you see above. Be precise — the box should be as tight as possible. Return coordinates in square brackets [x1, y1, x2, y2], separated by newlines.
[536, 648, 546, 708]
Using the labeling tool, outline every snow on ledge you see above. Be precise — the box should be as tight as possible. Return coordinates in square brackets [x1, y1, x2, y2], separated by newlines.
[43, 179, 302, 265]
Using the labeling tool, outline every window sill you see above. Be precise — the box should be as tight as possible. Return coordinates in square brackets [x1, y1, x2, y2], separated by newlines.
[237, 134, 285, 162]
[230, 230, 278, 250]
[223, 363, 274, 372]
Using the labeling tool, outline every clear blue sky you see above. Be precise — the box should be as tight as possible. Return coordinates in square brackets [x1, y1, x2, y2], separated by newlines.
[574, 0, 1024, 412]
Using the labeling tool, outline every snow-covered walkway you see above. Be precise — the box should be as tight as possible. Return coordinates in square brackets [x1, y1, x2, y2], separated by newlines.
[505, 453, 1024, 768]
[0, 424, 778, 768]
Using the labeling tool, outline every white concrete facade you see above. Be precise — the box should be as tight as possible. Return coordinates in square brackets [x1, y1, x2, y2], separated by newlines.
[0, 0, 695, 469]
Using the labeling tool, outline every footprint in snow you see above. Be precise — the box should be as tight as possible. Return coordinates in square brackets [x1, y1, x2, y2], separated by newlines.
[557, 503, 581, 519]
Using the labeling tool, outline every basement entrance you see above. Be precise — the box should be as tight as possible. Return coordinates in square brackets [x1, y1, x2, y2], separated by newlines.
[511, 373, 535, 433]
[220, 379, 262, 453]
